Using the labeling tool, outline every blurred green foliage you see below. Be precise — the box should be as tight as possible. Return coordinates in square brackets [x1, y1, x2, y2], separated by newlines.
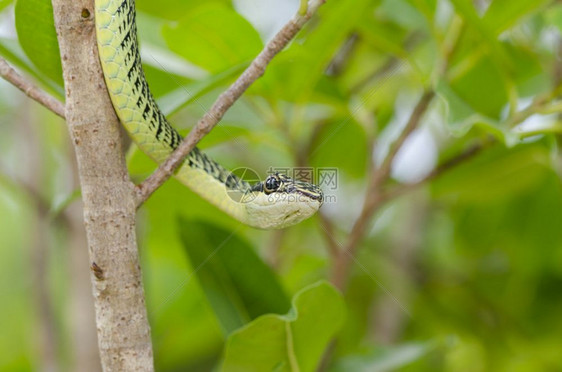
[2, 0, 562, 371]
[178, 219, 291, 335]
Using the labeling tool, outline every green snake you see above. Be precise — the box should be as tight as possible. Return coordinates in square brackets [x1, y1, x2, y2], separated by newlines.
[94, 0, 323, 229]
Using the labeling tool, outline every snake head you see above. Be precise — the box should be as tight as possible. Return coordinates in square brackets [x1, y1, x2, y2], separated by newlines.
[245, 173, 323, 229]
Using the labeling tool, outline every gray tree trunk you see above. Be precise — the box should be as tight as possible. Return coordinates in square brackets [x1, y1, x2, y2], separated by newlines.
[51, 1, 154, 370]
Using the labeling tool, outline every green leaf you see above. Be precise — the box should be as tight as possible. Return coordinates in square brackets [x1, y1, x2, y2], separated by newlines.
[178, 218, 291, 335]
[431, 144, 551, 203]
[483, 0, 550, 34]
[0, 0, 13, 12]
[355, 18, 423, 82]
[505, 43, 549, 97]
[162, 4, 262, 73]
[222, 281, 345, 372]
[436, 79, 520, 146]
[259, 0, 376, 102]
[448, 0, 511, 70]
[309, 118, 368, 179]
[449, 51, 508, 119]
[14, 0, 63, 86]
[0, 37, 63, 97]
[405, 0, 437, 25]
[436, 79, 476, 125]
[357, 19, 409, 59]
[160, 62, 247, 116]
[545, 4, 562, 33]
[379, 0, 427, 30]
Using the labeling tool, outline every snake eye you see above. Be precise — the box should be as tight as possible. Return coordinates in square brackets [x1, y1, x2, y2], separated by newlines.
[264, 175, 280, 194]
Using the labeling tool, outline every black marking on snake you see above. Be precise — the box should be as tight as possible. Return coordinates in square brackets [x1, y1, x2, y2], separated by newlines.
[116, 0, 133, 27]
[164, 131, 174, 147]
[150, 110, 158, 128]
[126, 36, 138, 64]
[133, 76, 141, 92]
[142, 102, 150, 120]
[127, 5, 135, 26]
[116, 0, 127, 17]
[203, 156, 213, 174]
[124, 39, 138, 66]
[155, 113, 164, 139]
[125, 48, 133, 64]
[140, 78, 148, 99]
[124, 50, 138, 76]
[120, 28, 131, 50]
[126, 62, 135, 80]
[225, 172, 245, 190]
[150, 99, 161, 131]
[170, 130, 180, 149]
[132, 52, 141, 73]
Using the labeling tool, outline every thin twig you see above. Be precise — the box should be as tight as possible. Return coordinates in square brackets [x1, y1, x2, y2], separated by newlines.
[326, 33, 359, 76]
[331, 90, 434, 289]
[328, 14, 465, 290]
[0, 56, 65, 118]
[506, 94, 552, 128]
[135, 0, 327, 206]
[375, 90, 435, 185]
[380, 140, 491, 201]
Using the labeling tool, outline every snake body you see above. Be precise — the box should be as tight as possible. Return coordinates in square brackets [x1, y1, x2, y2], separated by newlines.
[94, 0, 322, 229]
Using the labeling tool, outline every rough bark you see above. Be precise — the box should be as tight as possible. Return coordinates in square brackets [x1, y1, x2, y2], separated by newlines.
[51, 1, 153, 371]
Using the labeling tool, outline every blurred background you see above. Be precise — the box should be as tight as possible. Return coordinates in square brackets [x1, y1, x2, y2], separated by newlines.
[2, 0, 562, 370]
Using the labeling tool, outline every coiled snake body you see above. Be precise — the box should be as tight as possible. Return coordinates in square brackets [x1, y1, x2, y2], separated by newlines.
[94, 0, 322, 229]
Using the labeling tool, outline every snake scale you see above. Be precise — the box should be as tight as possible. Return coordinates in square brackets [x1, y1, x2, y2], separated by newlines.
[94, 0, 323, 229]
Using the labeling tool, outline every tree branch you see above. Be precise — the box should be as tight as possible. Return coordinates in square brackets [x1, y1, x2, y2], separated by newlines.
[379, 140, 491, 201]
[375, 90, 435, 185]
[326, 15, 467, 291]
[331, 75, 558, 288]
[51, 1, 153, 370]
[331, 90, 434, 289]
[0, 56, 65, 119]
[135, 0, 327, 206]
